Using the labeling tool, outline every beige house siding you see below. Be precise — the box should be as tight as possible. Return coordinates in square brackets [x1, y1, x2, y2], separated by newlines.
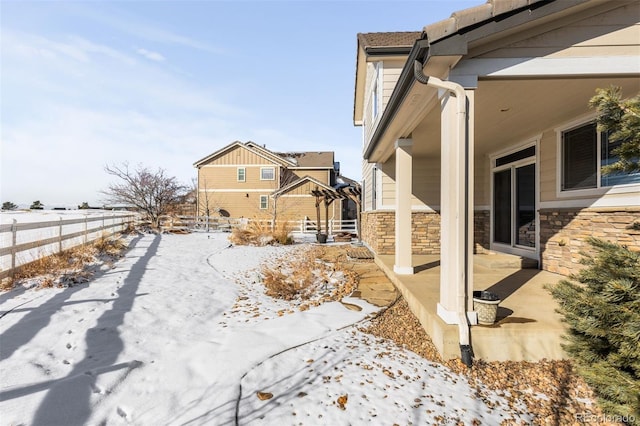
[198, 191, 274, 218]
[292, 169, 330, 184]
[199, 165, 281, 190]
[379, 155, 441, 209]
[381, 60, 406, 110]
[478, 3, 639, 59]
[203, 145, 278, 166]
[539, 129, 558, 203]
[363, 60, 408, 152]
[362, 160, 374, 211]
[278, 195, 340, 224]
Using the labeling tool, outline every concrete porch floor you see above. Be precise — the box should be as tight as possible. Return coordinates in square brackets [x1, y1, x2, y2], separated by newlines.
[376, 254, 569, 362]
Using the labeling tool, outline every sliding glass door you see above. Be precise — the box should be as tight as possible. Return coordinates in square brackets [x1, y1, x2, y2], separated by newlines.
[492, 146, 537, 256]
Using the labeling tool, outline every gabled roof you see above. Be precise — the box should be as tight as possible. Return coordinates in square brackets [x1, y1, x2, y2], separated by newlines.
[357, 32, 421, 51]
[244, 141, 297, 167]
[354, 31, 422, 124]
[272, 175, 334, 197]
[193, 141, 293, 168]
[275, 151, 335, 168]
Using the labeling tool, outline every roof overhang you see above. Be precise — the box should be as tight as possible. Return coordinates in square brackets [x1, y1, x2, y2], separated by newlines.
[362, 0, 612, 163]
[353, 43, 414, 126]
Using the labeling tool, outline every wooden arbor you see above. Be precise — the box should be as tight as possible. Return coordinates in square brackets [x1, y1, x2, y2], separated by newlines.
[311, 185, 362, 239]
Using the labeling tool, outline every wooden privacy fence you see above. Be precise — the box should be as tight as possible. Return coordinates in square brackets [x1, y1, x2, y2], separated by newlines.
[161, 216, 358, 236]
[0, 213, 137, 281]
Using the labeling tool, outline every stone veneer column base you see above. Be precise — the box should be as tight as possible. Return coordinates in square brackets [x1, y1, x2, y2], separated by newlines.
[360, 210, 490, 256]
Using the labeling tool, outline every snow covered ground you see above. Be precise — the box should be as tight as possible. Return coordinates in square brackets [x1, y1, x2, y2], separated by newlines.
[0, 233, 533, 425]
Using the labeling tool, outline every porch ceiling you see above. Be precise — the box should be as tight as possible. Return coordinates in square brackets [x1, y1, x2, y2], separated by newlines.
[410, 75, 640, 157]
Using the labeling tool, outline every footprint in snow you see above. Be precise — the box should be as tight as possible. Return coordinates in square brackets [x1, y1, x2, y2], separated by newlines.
[117, 407, 128, 419]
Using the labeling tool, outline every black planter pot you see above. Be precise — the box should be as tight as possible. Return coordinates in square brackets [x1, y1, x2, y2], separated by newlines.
[316, 233, 327, 244]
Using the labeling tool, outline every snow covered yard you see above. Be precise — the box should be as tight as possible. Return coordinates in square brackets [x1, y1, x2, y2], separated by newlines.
[0, 233, 533, 425]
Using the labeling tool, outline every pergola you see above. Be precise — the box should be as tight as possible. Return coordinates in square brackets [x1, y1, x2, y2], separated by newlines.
[310, 185, 361, 238]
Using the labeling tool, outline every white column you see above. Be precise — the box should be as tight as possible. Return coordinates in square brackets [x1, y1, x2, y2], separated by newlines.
[394, 138, 414, 275]
[437, 91, 467, 324]
[465, 89, 476, 318]
[436, 87, 478, 325]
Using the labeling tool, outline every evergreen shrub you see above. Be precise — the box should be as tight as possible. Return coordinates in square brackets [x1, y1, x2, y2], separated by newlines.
[547, 238, 639, 424]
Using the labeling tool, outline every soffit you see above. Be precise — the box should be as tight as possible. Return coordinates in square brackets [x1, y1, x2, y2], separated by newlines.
[409, 76, 640, 157]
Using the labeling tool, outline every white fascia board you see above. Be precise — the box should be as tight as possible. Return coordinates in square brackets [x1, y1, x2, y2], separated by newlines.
[450, 56, 640, 78]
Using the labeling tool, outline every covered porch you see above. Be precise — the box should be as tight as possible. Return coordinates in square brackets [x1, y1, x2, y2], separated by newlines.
[376, 252, 567, 362]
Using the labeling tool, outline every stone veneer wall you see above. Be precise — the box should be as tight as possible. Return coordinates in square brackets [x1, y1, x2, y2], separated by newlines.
[539, 207, 640, 276]
[361, 210, 491, 256]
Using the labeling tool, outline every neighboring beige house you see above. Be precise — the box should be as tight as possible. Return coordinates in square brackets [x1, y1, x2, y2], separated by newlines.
[354, 1, 639, 327]
[194, 141, 355, 228]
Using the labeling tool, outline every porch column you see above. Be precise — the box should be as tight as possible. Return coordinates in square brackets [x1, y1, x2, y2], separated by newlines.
[394, 138, 414, 275]
[437, 88, 476, 324]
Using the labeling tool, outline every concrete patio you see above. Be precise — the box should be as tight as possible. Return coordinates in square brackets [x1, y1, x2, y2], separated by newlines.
[375, 253, 569, 362]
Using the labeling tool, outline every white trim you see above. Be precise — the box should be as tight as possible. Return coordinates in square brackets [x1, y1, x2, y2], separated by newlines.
[450, 56, 640, 78]
[540, 193, 640, 209]
[259, 195, 269, 210]
[489, 138, 540, 261]
[393, 265, 414, 275]
[260, 167, 275, 181]
[200, 164, 278, 168]
[237, 167, 246, 182]
[200, 189, 269, 193]
[280, 194, 313, 198]
[555, 115, 640, 198]
[194, 142, 289, 168]
[437, 304, 478, 326]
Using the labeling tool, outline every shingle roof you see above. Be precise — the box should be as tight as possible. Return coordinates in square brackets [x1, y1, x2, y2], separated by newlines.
[357, 32, 422, 50]
[275, 151, 334, 168]
[423, 0, 550, 43]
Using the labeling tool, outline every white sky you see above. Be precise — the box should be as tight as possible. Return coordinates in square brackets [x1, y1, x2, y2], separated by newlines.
[1, 0, 481, 208]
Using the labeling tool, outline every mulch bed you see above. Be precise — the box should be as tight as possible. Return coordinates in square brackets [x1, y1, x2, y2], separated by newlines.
[361, 298, 618, 425]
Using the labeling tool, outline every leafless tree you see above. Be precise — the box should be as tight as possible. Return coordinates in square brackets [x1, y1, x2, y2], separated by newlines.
[102, 163, 187, 228]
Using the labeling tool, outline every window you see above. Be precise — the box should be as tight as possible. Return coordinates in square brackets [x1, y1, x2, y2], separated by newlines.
[259, 195, 268, 209]
[561, 121, 640, 191]
[237, 167, 246, 182]
[260, 167, 275, 181]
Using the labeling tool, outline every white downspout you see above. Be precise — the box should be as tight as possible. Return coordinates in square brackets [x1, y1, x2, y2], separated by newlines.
[413, 60, 472, 366]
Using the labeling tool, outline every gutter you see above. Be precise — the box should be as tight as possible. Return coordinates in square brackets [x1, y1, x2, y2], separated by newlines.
[414, 59, 473, 367]
[363, 0, 578, 160]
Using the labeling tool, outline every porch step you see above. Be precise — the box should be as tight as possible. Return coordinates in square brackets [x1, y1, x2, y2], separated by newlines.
[474, 252, 538, 269]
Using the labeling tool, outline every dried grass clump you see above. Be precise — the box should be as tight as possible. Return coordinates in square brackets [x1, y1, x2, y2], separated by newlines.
[261, 246, 359, 305]
[93, 233, 127, 256]
[229, 218, 294, 246]
[7, 234, 128, 291]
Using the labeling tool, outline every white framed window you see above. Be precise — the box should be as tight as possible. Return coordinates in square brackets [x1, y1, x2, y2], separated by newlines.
[260, 167, 275, 181]
[259, 195, 268, 209]
[559, 120, 640, 194]
[237, 167, 246, 182]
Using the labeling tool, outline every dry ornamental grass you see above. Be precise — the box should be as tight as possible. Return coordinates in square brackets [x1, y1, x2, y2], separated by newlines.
[261, 246, 358, 307]
[2, 233, 129, 291]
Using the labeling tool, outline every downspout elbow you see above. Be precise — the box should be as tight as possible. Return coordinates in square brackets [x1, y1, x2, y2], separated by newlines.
[413, 60, 466, 114]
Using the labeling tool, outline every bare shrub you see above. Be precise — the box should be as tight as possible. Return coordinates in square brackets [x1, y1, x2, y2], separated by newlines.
[261, 246, 358, 304]
[229, 217, 294, 246]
